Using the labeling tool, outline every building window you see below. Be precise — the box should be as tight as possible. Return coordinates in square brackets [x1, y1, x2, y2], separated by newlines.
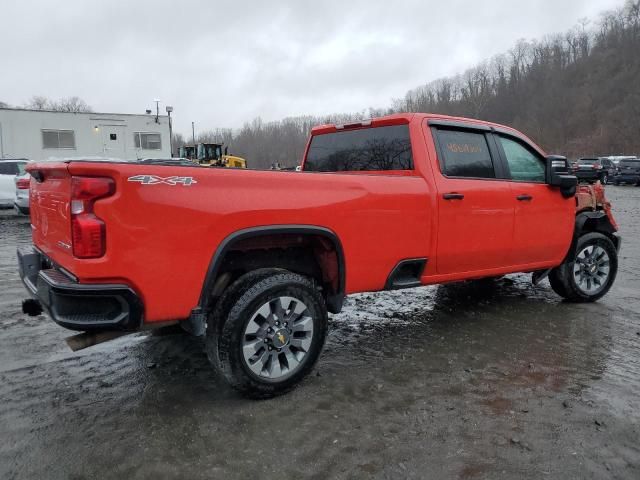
[42, 129, 76, 149]
[134, 132, 162, 150]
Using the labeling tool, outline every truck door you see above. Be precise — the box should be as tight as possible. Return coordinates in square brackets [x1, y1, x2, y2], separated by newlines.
[493, 133, 574, 266]
[430, 124, 515, 275]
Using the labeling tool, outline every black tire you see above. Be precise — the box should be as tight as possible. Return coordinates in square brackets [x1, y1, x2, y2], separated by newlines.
[206, 268, 278, 364]
[548, 270, 569, 298]
[613, 180, 619, 186]
[548, 232, 618, 302]
[205, 269, 328, 398]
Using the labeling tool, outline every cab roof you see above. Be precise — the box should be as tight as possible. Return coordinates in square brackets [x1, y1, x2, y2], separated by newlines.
[311, 113, 525, 137]
[310, 113, 543, 154]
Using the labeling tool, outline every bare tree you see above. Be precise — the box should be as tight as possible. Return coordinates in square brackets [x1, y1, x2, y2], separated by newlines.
[52, 96, 93, 113]
[25, 95, 50, 110]
[24, 95, 92, 112]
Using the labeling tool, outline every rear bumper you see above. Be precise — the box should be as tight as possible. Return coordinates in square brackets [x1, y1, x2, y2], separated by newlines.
[18, 246, 143, 332]
[13, 204, 29, 215]
[15, 191, 29, 208]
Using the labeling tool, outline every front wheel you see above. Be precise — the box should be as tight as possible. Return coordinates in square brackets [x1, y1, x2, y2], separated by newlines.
[548, 232, 618, 302]
[206, 270, 328, 398]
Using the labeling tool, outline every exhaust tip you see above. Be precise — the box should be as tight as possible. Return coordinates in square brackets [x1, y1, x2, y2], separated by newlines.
[22, 298, 43, 316]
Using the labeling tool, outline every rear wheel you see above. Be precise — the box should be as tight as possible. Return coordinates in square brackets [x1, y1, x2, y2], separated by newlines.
[548, 232, 617, 302]
[206, 269, 327, 398]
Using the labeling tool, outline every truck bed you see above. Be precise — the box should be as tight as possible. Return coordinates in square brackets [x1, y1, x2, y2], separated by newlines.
[27, 159, 431, 323]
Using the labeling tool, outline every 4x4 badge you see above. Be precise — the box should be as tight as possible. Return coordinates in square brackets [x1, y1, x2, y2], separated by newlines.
[128, 175, 197, 186]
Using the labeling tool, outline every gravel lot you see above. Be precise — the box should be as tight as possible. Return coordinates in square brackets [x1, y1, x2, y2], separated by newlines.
[1, 186, 639, 479]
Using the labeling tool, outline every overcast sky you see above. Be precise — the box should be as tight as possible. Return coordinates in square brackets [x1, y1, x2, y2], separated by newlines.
[0, 0, 623, 135]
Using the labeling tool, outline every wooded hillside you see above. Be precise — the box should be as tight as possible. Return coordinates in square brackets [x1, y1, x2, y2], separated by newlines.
[181, 1, 640, 169]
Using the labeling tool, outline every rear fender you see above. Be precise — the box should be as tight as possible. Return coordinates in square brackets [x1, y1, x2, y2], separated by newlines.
[197, 225, 346, 314]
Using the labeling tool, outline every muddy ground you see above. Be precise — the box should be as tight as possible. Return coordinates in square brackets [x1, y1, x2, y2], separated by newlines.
[1, 187, 639, 480]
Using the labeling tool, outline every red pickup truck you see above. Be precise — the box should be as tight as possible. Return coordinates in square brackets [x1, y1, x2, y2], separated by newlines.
[19, 113, 620, 398]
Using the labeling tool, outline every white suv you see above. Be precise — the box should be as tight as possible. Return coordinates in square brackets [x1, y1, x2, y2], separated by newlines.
[0, 159, 28, 209]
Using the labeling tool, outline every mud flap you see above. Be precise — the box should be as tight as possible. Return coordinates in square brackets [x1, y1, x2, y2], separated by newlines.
[532, 269, 552, 286]
[182, 308, 207, 336]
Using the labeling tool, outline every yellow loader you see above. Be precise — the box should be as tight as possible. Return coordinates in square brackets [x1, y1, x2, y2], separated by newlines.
[196, 143, 247, 168]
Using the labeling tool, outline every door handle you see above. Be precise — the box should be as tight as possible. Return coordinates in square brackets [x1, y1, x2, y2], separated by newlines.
[443, 193, 464, 200]
[516, 194, 533, 201]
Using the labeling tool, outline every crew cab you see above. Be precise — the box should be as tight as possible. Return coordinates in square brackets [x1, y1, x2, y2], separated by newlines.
[18, 114, 620, 398]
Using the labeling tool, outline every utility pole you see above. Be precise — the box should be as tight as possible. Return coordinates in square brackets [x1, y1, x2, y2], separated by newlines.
[154, 98, 160, 124]
[192, 122, 195, 146]
[166, 105, 174, 157]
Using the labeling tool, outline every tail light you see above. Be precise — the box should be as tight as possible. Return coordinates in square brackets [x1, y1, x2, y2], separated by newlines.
[70, 176, 115, 258]
[16, 178, 30, 190]
[593, 163, 602, 170]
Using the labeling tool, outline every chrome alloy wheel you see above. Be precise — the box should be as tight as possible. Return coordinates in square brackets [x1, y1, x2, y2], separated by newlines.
[242, 296, 314, 380]
[573, 245, 610, 295]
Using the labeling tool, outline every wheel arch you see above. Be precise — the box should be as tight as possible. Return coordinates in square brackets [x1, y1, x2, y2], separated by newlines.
[197, 225, 346, 315]
[565, 211, 620, 262]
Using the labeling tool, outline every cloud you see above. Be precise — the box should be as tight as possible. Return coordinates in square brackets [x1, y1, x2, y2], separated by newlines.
[0, 0, 623, 134]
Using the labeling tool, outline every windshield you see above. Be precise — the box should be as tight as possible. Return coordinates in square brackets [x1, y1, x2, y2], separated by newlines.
[578, 158, 598, 164]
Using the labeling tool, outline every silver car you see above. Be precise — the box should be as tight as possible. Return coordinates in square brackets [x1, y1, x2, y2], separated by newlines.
[0, 159, 28, 209]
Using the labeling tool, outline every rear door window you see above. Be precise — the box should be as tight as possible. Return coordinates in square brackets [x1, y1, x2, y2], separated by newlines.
[304, 125, 413, 172]
[498, 135, 546, 182]
[435, 129, 496, 178]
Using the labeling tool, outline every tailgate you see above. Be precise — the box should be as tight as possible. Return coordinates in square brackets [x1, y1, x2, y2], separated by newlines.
[26, 162, 73, 264]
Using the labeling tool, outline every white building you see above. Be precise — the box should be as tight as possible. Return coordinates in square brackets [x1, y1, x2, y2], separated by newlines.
[0, 108, 171, 161]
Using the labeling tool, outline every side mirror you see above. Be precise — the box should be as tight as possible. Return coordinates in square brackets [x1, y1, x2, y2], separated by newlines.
[546, 155, 577, 198]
